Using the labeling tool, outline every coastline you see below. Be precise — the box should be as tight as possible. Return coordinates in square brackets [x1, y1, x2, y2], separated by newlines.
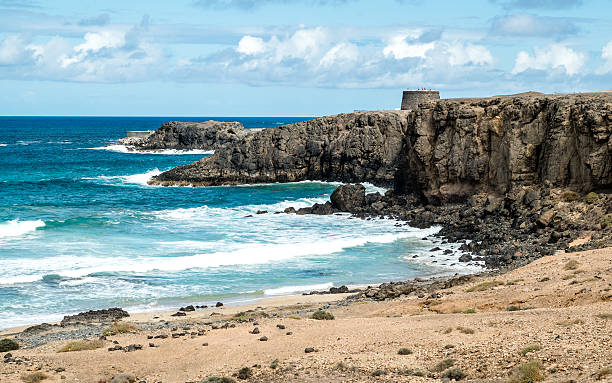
[1, 246, 610, 382]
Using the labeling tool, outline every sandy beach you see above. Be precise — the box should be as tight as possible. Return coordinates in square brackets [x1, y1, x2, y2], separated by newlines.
[1, 247, 610, 383]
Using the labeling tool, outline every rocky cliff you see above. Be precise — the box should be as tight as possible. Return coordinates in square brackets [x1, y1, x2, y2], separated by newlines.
[151, 93, 612, 199]
[118, 120, 248, 151]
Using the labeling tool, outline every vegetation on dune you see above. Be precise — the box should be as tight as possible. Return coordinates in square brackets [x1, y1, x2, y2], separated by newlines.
[397, 348, 413, 355]
[102, 321, 140, 336]
[508, 360, 545, 383]
[310, 310, 334, 320]
[21, 372, 48, 383]
[520, 344, 541, 356]
[432, 358, 456, 372]
[0, 338, 19, 352]
[57, 339, 105, 353]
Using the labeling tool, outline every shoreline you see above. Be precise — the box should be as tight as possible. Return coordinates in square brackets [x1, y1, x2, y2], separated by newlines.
[1, 246, 610, 382]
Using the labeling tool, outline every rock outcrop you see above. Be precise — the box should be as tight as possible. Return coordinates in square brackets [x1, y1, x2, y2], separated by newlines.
[150, 93, 612, 199]
[118, 120, 249, 152]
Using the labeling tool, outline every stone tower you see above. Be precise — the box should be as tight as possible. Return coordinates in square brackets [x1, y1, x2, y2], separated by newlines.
[401, 90, 440, 110]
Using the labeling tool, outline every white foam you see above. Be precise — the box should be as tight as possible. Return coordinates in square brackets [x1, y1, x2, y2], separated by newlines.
[264, 282, 334, 295]
[0, 143, 7, 147]
[84, 168, 162, 186]
[88, 145, 214, 155]
[0, 220, 45, 239]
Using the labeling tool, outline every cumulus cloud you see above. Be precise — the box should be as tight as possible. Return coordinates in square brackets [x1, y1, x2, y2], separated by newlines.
[596, 41, 612, 74]
[0, 34, 34, 65]
[490, 13, 579, 38]
[512, 44, 585, 75]
[490, 0, 584, 10]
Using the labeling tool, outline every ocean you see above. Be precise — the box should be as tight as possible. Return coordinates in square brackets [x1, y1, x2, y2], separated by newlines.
[0, 117, 478, 329]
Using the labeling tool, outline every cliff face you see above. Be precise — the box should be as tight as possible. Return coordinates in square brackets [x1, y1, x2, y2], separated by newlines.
[151, 111, 410, 186]
[118, 121, 248, 151]
[150, 93, 612, 199]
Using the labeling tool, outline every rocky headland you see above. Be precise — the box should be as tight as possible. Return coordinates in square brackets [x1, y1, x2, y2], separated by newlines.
[150, 92, 612, 270]
[117, 120, 252, 152]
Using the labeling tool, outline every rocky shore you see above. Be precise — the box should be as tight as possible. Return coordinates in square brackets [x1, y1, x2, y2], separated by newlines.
[149, 92, 612, 270]
[117, 120, 252, 152]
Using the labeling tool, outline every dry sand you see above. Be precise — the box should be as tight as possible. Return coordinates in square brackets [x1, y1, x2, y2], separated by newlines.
[1, 247, 611, 383]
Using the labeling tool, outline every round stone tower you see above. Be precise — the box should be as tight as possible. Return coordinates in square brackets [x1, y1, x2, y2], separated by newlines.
[401, 90, 440, 110]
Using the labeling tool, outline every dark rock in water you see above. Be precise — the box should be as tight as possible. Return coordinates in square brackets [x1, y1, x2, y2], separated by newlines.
[215, 302, 224, 307]
[330, 184, 366, 212]
[310, 202, 335, 215]
[284, 207, 296, 214]
[429, 247, 442, 252]
[61, 308, 128, 325]
[329, 285, 349, 294]
[171, 312, 186, 317]
[458, 254, 472, 262]
[256, 210, 268, 214]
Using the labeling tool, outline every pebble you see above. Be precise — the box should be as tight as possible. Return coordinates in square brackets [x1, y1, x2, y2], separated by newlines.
[259, 336, 268, 341]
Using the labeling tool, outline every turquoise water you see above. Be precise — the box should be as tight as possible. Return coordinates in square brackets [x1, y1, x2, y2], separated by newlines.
[0, 117, 475, 329]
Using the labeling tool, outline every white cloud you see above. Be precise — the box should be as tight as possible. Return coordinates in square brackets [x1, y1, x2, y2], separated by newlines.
[447, 42, 493, 66]
[597, 41, 612, 74]
[0, 34, 33, 65]
[61, 31, 126, 67]
[512, 44, 585, 75]
[383, 32, 434, 59]
[319, 42, 359, 68]
[237, 35, 266, 55]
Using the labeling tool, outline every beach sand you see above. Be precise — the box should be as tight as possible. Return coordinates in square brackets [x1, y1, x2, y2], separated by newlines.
[1, 247, 611, 382]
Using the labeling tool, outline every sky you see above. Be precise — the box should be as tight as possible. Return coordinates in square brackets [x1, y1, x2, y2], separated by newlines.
[0, 0, 611, 116]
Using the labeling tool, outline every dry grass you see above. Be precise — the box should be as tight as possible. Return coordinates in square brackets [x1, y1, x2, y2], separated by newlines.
[102, 321, 140, 336]
[431, 358, 455, 372]
[466, 281, 504, 292]
[520, 344, 541, 356]
[556, 319, 584, 327]
[508, 360, 545, 383]
[21, 372, 48, 383]
[564, 259, 580, 270]
[596, 367, 612, 380]
[456, 326, 475, 334]
[58, 339, 105, 353]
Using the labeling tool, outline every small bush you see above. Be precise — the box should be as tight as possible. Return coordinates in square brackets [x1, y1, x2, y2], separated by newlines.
[310, 310, 334, 320]
[602, 214, 612, 229]
[0, 338, 19, 352]
[58, 339, 105, 352]
[561, 191, 580, 202]
[270, 359, 279, 369]
[457, 326, 475, 334]
[596, 367, 612, 380]
[205, 377, 235, 383]
[102, 321, 140, 336]
[432, 358, 455, 372]
[402, 369, 425, 377]
[508, 360, 545, 383]
[397, 348, 413, 355]
[520, 344, 541, 356]
[288, 315, 301, 320]
[237, 367, 252, 380]
[462, 308, 476, 314]
[371, 369, 387, 377]
[564, 260, 580, 270]
[596, 313, 612, 320]
[466, 281, 504, 292]
[585, 192, 599, 204]
[506, 305, 521, 312]
[21, 372, 48, 383]
[442, 368, 467, 380]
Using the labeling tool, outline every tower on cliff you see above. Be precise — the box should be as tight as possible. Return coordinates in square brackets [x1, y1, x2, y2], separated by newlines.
[401, 90, 440, 110]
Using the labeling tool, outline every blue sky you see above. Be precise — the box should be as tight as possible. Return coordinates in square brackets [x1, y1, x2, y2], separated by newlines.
[1, 0, 611, 116]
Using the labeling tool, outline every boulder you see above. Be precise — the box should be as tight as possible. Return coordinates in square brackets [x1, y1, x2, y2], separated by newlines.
[330, 184, 366, 212]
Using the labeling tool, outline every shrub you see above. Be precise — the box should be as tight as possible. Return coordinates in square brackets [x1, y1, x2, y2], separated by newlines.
[585, 192, 599, 203]
[442, 368, 467, 380]
[288, 315, 301, 320]
[596, 313, 612, 320]
[466, 281, 504, 292]
[21, 372, 48, 383]
[237, 367, 252, 380]
[462, 308, 476, 314]
[371, 369, 387, 377]
[0, 338, 19, 352]
[205, 378, 235, 383]
[310, 310, 334, 320]
[397, 348, 413, 355]
[602, 214, 612, 229]
[457, 326, 475, 334]
[561, 191, 580, 202]
[508, 360, 545, 383]
[564, 260, 580, 270]
[58, 339, 105, 352]
[506, 305, 521, 312]
[102, 321, 140, 336]
[432, 358, 455, 372]
[520, 344, 541, 356]
[596, 367, 612, 380]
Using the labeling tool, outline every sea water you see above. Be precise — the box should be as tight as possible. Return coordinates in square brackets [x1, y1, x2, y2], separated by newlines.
[0, 117, 478, 329]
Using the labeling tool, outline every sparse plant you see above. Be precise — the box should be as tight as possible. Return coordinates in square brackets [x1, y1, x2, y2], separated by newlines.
[601, 214, 612, 229]
[596, 367, 612, 380]
[102, 321, 140, 336]
[596, 313, 612, 320]
[288, 315, 301, 320]
[520, 344, 541, 356]
[371, 369, 387, 377]
[564, 259, 580, 270]
[457, 326, 475, 334]
[398, 348, 413, 355]
[508, 360, 545, 383]
[237, 367, 252, 380]
[585, 192, 599, 203]
[432, 358, 456, 372]
[21, 372, 48, 383]
[58, 339, 105, 352]
[205, 377, 235, 383]
[561, 190, 580, 202]
[442, 368, 467, 380]
[462, 308, 476, 314]
[466, 281, 504, 292]
[0, 338, 19, 352]
[506, 305, 521, 311]
[310, 310, 334, 320]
